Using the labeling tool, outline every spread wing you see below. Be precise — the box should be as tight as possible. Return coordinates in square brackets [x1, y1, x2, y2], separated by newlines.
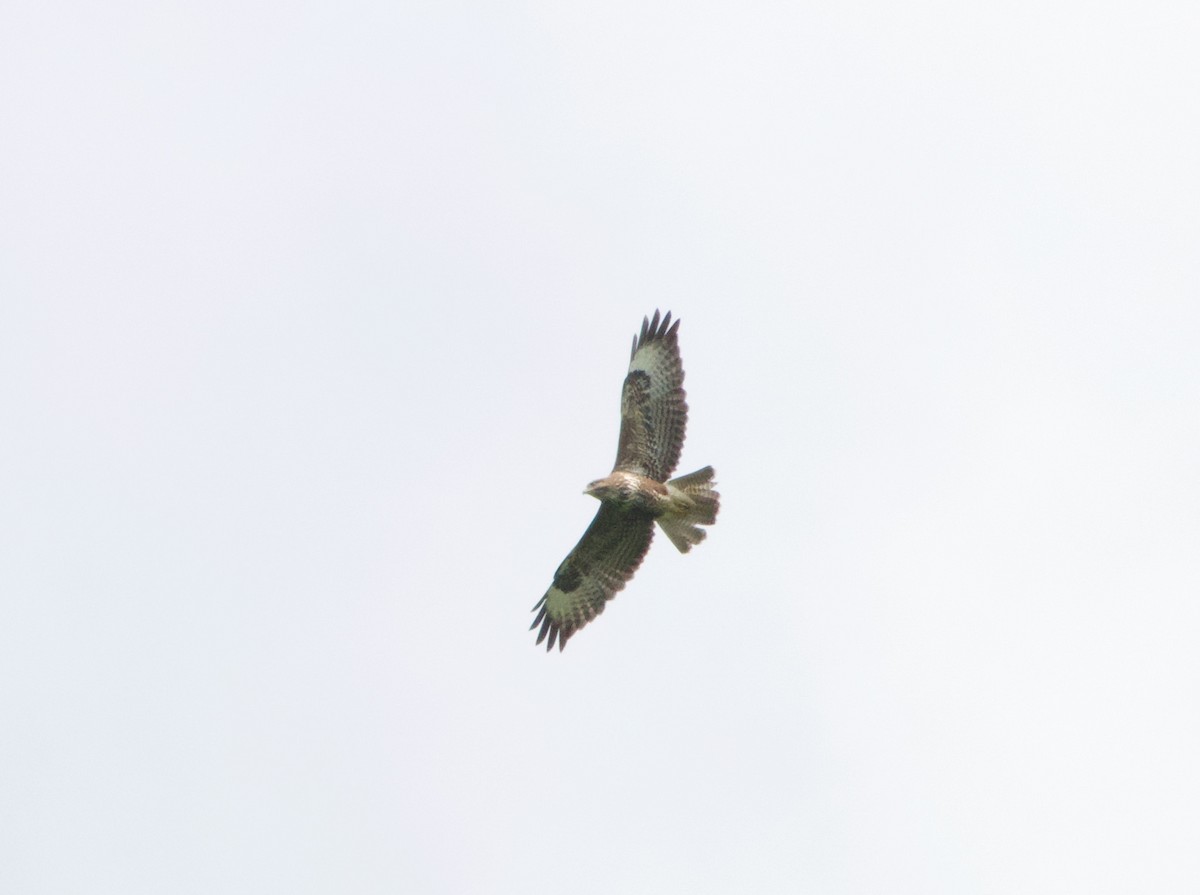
[530, 503, 655, 651]
[613, 310, 688, 482]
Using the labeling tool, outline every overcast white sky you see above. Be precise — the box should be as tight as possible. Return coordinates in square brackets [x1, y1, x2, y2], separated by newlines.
[3, 2, 1198, 892]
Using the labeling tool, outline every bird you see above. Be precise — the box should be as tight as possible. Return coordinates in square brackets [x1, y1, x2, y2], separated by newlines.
[530, 310, 719, 651]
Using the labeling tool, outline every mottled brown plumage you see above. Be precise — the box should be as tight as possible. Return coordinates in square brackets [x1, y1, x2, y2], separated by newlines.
[530, 311, 720, 651]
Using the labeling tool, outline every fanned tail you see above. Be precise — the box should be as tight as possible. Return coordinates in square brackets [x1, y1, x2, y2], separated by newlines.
[657, 466, 720, 553]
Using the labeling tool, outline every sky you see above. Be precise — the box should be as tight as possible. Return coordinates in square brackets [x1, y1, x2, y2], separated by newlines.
[2, 2, 1198, 892]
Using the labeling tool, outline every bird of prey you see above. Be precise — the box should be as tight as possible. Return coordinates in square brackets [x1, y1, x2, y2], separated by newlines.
[530, 310, 719, 651]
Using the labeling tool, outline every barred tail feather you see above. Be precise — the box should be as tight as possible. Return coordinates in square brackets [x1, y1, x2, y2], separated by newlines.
[658, 466, 720, 553]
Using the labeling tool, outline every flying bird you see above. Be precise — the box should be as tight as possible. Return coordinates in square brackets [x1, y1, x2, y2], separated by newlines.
[530, 310, 720, 651]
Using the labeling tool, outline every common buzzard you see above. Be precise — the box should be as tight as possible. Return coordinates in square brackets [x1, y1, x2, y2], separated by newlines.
[530, 310, 720, 651]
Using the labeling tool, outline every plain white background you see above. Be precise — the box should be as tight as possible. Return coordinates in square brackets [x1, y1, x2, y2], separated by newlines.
[2, 2, 1197, 892]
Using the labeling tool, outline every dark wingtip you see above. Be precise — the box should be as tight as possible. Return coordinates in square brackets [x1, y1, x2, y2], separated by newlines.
[532, 616, 573, 652]
[532, 599, 568, 652]
[530, 606, 546, 631]
[635, 309, 679, 350]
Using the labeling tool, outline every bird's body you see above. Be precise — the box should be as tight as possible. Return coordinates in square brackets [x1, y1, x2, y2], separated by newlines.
[585, 471, 667, 512]
[531, 311, 719, 651]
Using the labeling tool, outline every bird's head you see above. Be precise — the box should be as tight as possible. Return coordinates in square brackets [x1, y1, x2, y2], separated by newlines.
[584, 474, 625, 503]
[584, 479, 611, 501]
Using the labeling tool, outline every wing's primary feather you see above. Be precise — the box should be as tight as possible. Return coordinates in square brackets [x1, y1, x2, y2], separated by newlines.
[613, 310, 688, 481]
[530, 503, 655, 651]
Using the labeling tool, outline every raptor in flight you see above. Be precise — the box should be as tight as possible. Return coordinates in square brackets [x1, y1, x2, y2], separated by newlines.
[531, 310, 719, 651]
